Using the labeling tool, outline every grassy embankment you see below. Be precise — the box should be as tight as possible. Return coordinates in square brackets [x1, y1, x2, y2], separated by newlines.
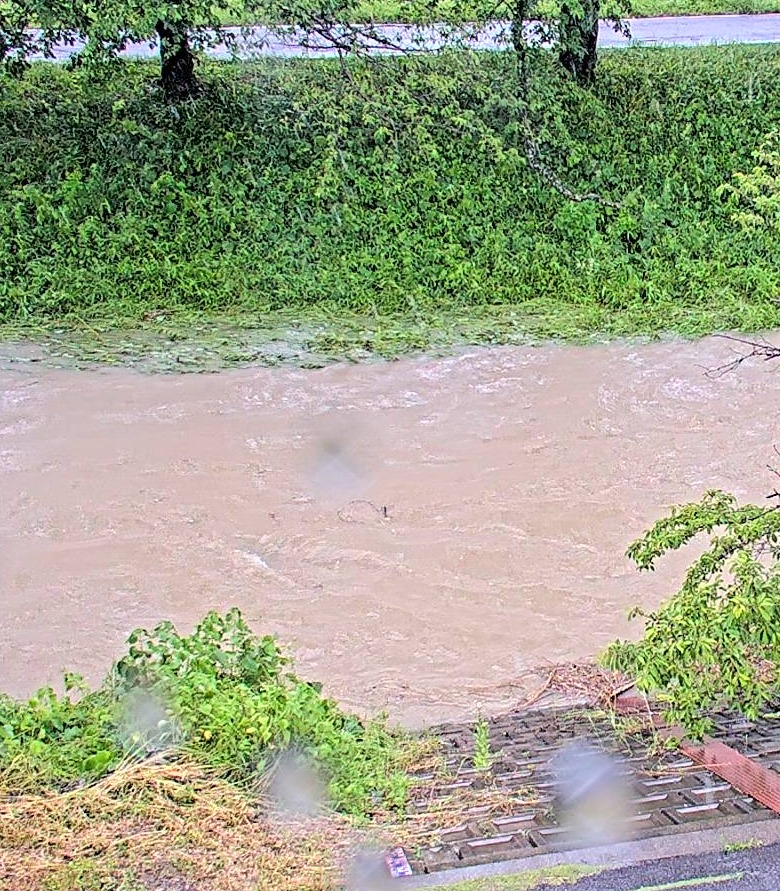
[619, 0, 780, 11]
[2, 45, 780, 367]
[0, 609, 607, 889]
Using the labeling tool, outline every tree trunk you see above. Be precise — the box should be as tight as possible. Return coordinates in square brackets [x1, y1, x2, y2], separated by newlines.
[155, 20, 199, 100]
[511, 0, 530, 95]
[558, 0, 599, 87]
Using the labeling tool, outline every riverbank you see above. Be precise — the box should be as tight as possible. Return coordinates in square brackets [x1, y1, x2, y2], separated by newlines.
[6, 693, 780, 891]
[3, 44, 780, 354]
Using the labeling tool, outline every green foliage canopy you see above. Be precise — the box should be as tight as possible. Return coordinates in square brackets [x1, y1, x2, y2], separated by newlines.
[604, 491, 780, 737]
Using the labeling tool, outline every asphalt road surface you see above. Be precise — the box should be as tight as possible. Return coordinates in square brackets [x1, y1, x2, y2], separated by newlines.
[540, 842, 780, 891]
[29, 13, 780, 62]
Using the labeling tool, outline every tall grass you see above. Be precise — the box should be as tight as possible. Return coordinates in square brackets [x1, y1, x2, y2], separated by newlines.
[1, 45, 779, 343]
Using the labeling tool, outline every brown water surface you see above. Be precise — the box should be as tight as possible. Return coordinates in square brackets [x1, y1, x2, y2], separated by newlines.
[1, 337, 777, 727]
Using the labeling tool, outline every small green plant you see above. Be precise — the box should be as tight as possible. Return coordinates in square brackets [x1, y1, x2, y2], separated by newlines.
[603, 490, 780, 738]
[473, 717, 492, 770]
[594, 708, 651, 748]
[722, 837, 765, 854]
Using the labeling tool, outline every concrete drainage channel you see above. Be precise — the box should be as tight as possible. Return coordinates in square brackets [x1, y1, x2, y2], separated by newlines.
[386, 704, 780, 885]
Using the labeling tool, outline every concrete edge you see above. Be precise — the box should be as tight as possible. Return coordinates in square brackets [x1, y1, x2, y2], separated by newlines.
[397, 817, 780, 888]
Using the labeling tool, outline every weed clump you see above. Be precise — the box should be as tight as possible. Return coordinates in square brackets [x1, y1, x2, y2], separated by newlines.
[0, 608, 411, 816]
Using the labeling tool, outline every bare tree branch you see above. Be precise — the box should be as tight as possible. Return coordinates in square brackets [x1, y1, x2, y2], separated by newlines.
[509, 1, 621, 208]
[704, 336, 780, 506]
[706, 333, 780, 379]
[521, 128, 622, 206]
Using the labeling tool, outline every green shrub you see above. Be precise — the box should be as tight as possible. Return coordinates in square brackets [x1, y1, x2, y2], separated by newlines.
[0, 609, 411, 815]
[604, 491, 780, 737]
[719, 129, 780, 233]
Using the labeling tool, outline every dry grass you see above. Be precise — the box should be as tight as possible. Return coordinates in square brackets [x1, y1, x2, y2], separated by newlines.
[0, 755, 363, 891]
[0, 739, 541, 891]
[394, 784, 537, 853]
[519, 662, 634, 710]
[0, 742, 474, 891]
[0, 678, 640, 891]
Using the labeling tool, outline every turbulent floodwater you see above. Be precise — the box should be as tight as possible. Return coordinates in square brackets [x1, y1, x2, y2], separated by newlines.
[0, 336, 777, 727]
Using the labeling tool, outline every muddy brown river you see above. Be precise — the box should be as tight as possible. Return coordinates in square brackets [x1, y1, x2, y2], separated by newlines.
[0, 336, 777, 727]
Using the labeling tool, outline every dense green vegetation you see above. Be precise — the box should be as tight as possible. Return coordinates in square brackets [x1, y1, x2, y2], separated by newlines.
[0, 609, 412, 816]
[351, 0, 780, 19]
[605, 491, 780, 737]
[2, 45, 779, 353]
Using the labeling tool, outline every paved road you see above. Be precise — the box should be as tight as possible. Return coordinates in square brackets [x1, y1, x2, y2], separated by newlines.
[30, 13, 780, 62]
[539, 842, 780, 891]
[602, 12, 780, 47]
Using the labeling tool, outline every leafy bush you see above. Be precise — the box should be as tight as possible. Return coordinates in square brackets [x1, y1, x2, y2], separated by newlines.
[719, 129, 780, 233]
[0, 609, 411, 815]
[603, 491, 780, 737]
[2, 46, 780, 338]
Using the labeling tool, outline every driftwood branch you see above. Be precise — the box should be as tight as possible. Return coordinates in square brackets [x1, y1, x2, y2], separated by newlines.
[706, 333, 780, 378]
[706, 334, 780, 506]
[766, 445, 780, 505]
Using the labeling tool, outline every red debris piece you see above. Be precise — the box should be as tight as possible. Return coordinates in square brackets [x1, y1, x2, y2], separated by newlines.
[614, 693, 780, 816]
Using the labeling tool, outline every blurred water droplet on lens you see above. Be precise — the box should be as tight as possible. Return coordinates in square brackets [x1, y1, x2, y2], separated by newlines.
[304, 416, 371, 503]
[268, 751, 325, 818]
[118, 689, 180, 754]
[345, 846, 393, 891]
[312, 438, 361, 498]
[552, 742, 631, 845]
